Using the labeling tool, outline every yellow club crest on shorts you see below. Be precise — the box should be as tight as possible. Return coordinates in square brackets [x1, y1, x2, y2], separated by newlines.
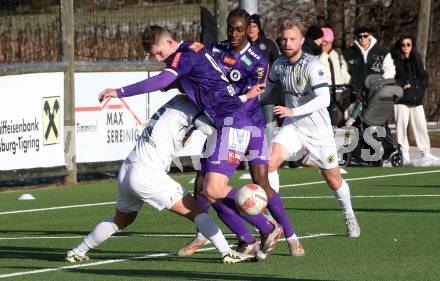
[327, 155, 335, 164]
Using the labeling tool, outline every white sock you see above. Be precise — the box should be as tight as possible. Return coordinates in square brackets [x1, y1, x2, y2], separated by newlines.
[194, 213, 230, 254]
[268, 170, 280, 193]
[287, 233, 298, 240]
[332, 180, 355, 219]
[195, 231, 206, 241]
[73, 218, 119, 256]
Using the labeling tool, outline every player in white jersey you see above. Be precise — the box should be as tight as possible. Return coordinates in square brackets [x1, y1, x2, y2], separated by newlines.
[248, 20, 360, 237]
[66, 95, 255, 264]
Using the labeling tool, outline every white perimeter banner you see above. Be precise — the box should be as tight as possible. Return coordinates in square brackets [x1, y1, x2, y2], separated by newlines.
[75, 72, 149, 163]
[75, 72, 206, 163]
[0, 73, 65, 170]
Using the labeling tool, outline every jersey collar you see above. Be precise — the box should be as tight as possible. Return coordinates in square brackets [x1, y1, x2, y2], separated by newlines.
[239, 42, 251, 55]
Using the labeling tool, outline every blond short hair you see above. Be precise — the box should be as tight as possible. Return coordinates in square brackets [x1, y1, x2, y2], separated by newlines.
[281, 20, 305, 36]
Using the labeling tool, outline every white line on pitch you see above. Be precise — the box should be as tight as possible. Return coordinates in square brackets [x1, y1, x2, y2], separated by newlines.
[0, 233, 335, 279]
[0, 233, 238, 241]
[1, 169, 439, 216]
[282, 194, 440, 199]
[280, 169, 440, 188]
[0, 202, 115, 216]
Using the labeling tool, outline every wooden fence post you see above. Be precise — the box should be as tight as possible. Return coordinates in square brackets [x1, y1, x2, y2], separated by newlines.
[61, 0, 77, 185]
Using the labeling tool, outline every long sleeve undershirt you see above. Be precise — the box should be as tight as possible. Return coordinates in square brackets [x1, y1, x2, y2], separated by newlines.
[258, 80, 330, 117]
[293, 86, 330, 117]
[116, 70, 177, 98]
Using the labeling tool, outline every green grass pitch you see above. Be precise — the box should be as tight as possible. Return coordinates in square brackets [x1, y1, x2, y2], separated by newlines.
[1, 167, 439, 280]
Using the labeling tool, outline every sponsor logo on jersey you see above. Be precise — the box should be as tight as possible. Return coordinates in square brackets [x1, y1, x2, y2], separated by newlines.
[256, 66, 264, 79]
[319, 70, 324, 76]
[171, 52, 182, 68]
[247, 48, 261, 60]
[327, 155, 335, 164]
[230, 69, 241, 81]
[227, 150, 242, 165]
[241, 55, 252, 66]
[189, 42, 204, 53]
[223, 56, 237, 65]
[294, 64, 303, 86]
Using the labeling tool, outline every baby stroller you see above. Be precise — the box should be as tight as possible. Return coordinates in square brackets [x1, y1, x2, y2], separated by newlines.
[336, 74, 404, 167]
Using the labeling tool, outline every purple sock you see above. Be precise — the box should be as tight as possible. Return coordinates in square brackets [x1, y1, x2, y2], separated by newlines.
[195, 194, 211, 213]
[267, 192, 295, 238]
[222, 189, 273, 236]
[212, 202, 256, 244]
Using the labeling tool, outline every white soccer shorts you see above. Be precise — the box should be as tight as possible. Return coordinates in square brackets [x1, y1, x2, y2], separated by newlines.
[272, 123, 339, 169]
[116, 160, 188, 212]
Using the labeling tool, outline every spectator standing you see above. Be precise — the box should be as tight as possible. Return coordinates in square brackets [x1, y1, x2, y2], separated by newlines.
[248, 14, 282, 141]
[343, 26, 395, 95]
[302, 25, 323, 56]
[342, 26, 395, 146]
[318, 27, 351, 125]
[392, 35, 438, 164]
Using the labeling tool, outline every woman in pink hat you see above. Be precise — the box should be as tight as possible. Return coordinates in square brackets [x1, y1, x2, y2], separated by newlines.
[318, 27, 351, 125]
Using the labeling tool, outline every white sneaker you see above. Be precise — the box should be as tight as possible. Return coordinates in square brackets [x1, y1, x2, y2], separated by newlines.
[402, 152, 411, 166]
[287, 237, 305, 257]
[422, 152, 439, 162]
[345, 216, 361, 238]
[222, 249, 255, 263]
[66, 250, 89, 263]
[177, 234, 210, 256]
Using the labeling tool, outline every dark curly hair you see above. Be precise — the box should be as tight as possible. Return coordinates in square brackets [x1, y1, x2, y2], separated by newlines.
[227, 8, 250, 25]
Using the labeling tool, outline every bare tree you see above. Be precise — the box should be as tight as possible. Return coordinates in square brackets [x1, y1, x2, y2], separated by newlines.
[327, 0, 344, 50]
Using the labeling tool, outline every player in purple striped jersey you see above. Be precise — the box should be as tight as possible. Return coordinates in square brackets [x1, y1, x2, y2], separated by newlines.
[98, 25, 281, 260]
[178, 9, 304, 258]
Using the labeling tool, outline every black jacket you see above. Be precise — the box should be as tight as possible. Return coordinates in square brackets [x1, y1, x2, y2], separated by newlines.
[343, 43, 390, 93]
[302, 37, 322, 56]
[393, 55, 429, 106]
[250, 35, 282, 106]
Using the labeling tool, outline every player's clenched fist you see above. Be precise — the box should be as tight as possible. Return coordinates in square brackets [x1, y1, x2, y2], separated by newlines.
[244, 83, 266, 100]
[98, 88, 117, 103]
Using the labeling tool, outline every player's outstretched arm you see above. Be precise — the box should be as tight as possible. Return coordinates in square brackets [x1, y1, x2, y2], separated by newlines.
[98, 70, 177, 103]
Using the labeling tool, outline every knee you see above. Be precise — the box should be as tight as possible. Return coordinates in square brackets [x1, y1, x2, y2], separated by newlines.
[251, 172, 266, 187]
[327, 175, 342, 189]
[268, 160, 278, 172]
[203, 184, 220, 200]
[114, 212, 137, 230]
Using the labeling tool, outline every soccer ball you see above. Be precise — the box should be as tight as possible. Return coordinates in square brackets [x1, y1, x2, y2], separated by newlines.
[235, 183, 267, 215]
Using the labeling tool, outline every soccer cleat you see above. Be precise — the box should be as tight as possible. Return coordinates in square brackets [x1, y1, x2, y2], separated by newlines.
[66, 250, 89, 263]
[287, 237, 305, 257]
[177, 234, 211, 257]
[235, 240, 260, 255]
[222, 249, 255, 264]
[260, 223, 283, 255]
[346, 216, 361, 238]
